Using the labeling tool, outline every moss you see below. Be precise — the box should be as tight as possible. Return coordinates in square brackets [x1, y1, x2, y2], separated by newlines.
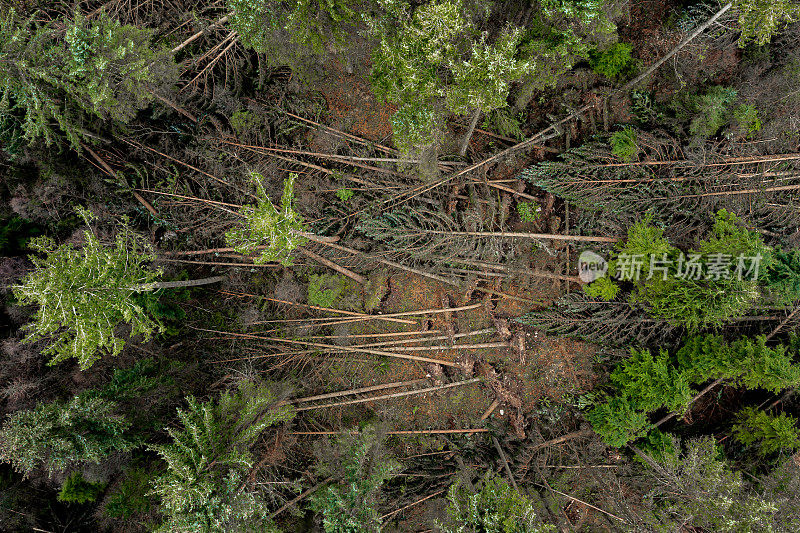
[58, 471, 105, 504]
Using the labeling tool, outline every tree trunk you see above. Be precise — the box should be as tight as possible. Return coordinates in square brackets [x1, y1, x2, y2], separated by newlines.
[151, 275, 226, 290]
[459, 108, 482, 157]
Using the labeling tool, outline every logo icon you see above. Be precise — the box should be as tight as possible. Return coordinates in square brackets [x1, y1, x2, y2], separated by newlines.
[578, 251, 608, 283]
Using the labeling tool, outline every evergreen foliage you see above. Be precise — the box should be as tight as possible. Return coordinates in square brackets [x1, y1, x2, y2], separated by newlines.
[588, 335, 800, 447]
[733, 407, 800, 456]
[13, 208, 162, 370]
[367, 0, 535, 154]
[86, 357, 177, 403]
[734, 0, 800, 46]
[589, 42, 635, 78]
[764, 248, 800, 304]
[148, 381, 294, 533]
[0, 395, 133, 478]
[582, 276, 620, 301]
[515, 291, 682, 348]
[308, 426, 401, 532]
[733, 103, 762, 137]
[438, 472, 555, 533]
[687, 86, 738, 138]
[58, 471, 105, 504]
[636, 436, 782, 531]
[0, 8, 177, 149]
[516, 201, 542, 222]
[226, 172, 309, 266]
[228, 0, 355, 55]
[520, 130, 800, 241]
[609, 126, 638, 161]
[104, 466, 154, 519]
[608, 210, 771, 331]
[307, 273, 345, 308]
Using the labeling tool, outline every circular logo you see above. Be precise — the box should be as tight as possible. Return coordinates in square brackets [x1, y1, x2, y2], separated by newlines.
[578, 251, 608, 283]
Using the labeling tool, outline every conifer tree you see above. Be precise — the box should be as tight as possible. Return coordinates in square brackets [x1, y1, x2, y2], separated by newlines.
[13, 208, 223, 370]
[225, 172, 310, 266]
[0, 395, 133, 478]
[634, 436, 783, 530]
[148, 381, 294, 533]
[228, 0, 355, 59]
[733, 0, 800, 46]
[587, 335, 800, 447]
[0, 8, 178, 149]
[366, 0, 536, 155]
[308, 426, 401, 532]
[438, 472, 555, 533]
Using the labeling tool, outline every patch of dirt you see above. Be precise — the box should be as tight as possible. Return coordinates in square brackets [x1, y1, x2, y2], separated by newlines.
[315, 59, 396, 142]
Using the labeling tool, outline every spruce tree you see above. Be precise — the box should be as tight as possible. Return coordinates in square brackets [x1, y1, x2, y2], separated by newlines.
[438, 472, 556, 533]
[634, 436, 782, 531]
[148, 381, 294, 533]
[734, 0, 800, 46]
[588, 335, 800, 447]
[0, 8, 178, 149]
[367, 0, 536, 155]
[308, 426, 401, 532]
[225, 172, 310, 266]
[13, 208, 223, 370]
[0, 395, 133, 478]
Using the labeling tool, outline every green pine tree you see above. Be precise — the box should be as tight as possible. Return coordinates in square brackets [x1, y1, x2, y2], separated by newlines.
[0, 395, 133, 478]
[13, 208, 223, 370]
[0, 8, 178, 149]
[148, 381, 294, 533]
[438, 472, 556, 533]
[225, 172, 310, 266]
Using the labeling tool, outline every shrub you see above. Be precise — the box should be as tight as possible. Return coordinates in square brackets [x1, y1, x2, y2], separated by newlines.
[583, 276, 620, 301]
[517, 201, 542, 222]
[734, 407, 800, 455]
[58, 471, 105, 504]
[733, 104, 762, 137]
[609, 126, 638, 161]
[308, 274, 345, 308]
[589, 42, 635, 78]
[336, 188, 354, 202]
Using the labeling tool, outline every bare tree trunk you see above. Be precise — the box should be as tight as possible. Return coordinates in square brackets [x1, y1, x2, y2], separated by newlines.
[151, 275, 226, 290]
[459, 108, 482, 157]
[171, 15, 231, 54]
